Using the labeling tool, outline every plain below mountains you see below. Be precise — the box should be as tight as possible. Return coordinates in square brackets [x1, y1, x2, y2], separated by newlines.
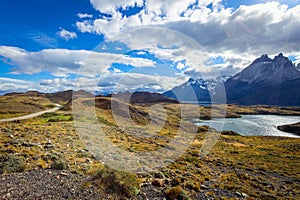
[163, 53, 300, 106]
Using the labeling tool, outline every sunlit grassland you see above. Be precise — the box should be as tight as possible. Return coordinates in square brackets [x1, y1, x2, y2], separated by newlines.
[0, 97, 299, 199]
[0, 95, 56, 119]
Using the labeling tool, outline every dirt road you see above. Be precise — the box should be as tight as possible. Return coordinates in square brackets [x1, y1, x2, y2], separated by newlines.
[0, 104, 62, 122]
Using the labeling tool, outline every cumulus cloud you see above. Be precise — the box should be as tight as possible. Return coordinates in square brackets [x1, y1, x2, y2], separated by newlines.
[77, 13, 93, 19]
[0, 46, 157, 77]
[58, 28, 77, 41]
[76, 1, 300, 70]
[3, 1, 300, 94]
[90, 0, 144, 14]
[96, 72, 186, 93]
[37, 72, 186, 94]
[0, 77, 35, 94]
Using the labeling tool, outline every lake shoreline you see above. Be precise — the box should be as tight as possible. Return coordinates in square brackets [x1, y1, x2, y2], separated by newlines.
[195, 114, 300, 138]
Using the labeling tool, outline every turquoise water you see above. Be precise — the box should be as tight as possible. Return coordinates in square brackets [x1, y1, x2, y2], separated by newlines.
[195, 115, 300, 138]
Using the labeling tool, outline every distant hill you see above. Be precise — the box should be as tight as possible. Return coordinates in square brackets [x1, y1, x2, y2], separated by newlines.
[112, 91, 179, 104]
[3, 91, 179, 112]
[4, 91, 42, 97]
[45, 90, 94, 104]
[0, 94, 55, 114]
[3, 90, 94, 104]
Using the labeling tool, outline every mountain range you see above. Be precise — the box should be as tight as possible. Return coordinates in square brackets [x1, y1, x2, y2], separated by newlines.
[3, 53, 300, 106]
[163, 53, 300, 106]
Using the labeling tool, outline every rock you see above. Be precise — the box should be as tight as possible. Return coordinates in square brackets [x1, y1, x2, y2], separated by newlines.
[140, 182, 151, 188]
[235, 191, 242, 197]
[242, 192, 249, 198]
[221, 130, 241, 136]
[200, 185, 209, 190]
[280, 185, 287, 190]
[136, 172, 150, 178]
[8, 139, 21, 145]
[151, 171, 165, 179]
[60, 172, 68, 176]
[183, 172, 195, 178]
[44, 143, 55, 149]
[22, 142, 40, 147]
[152, 179, 164, 187]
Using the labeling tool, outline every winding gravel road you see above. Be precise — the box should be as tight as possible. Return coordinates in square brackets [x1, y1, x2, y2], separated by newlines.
[0, 104, 62, 123]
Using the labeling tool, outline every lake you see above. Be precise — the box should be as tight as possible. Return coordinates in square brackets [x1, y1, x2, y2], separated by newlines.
[195, 115, 300, 138]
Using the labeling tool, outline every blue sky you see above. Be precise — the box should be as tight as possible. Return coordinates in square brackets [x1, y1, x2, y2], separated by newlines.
[0, 0, 101, 51]
[0, 0, 300, 94]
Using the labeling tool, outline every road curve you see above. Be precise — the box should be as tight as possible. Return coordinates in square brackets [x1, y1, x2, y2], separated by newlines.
[0, 104, 62, 123]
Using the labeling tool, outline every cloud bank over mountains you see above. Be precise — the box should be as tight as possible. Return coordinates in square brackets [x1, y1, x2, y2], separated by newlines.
[0, 0, 300, 94]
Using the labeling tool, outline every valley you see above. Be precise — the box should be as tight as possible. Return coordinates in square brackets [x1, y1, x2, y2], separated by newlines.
[0, 93, 299, 199]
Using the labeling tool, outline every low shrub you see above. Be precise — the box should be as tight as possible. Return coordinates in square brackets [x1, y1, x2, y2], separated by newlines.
[0, 154, 26, 174]
[91, 166, 140, 198]
[165, 186, 182, 200]
[51, 159, 67, 170]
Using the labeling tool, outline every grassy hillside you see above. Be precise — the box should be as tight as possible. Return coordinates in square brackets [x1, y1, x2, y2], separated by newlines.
[0, 97, 299, 199]
[0, 95, 56, 119]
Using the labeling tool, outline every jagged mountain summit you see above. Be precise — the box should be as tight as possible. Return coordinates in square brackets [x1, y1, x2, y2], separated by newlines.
[163, 76, 230, 102]
[163, 77, 210, 102]
[230, 53, 300, 84]
[225, 53, 300, 106]
[164, 53, 300, 106]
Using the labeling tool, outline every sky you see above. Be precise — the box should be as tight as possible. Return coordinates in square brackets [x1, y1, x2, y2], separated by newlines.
[0, 0, 300, 94]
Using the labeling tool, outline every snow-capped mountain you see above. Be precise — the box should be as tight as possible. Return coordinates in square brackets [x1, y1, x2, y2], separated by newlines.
[164, 53, 300, 106]
[206, 75, 231, 94]
[225, 53, 300, 106]
[185, 78, 208, 90]
[163, 76, 230, 102]
[230, 53, 300, 84]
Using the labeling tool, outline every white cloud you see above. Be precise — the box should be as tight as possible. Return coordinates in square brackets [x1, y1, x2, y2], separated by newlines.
[90, 0, 144, 14]
[0, 73, 185, 95]
[58, 28, 77, 41]
[36, 72, 186, 94]
[96, 72, 186, 93]
[76, 1, 300, 71]
[77, 13, 93, 19]
[28, 33, 58, 47]
[0, 46, 157, 77]
[176, 62, 185, 70]
[0, 77, 35, 94]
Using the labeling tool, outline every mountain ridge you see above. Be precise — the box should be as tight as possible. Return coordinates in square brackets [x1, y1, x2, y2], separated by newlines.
[225, 53, 300, 106]
[164, 53, 300, 106]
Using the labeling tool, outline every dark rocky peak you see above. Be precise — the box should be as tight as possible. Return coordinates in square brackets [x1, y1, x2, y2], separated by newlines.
[273, 53, 290, 63]
[188, 77, 195, 82]
[252, 54, 272, 64]
[229, 53, 300, 84]
[297, 63, 300, 71]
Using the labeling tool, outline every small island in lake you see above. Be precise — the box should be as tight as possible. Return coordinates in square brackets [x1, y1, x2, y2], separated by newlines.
[278, 122, 300, 136]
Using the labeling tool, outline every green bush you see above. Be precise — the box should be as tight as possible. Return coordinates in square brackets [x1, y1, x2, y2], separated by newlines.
[91, 166, 140, 198]
[51, 159, 68, 170]
[40, 112, 73, 122]
[165, 186, 182, 200]
[0, 154, 26, 174]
